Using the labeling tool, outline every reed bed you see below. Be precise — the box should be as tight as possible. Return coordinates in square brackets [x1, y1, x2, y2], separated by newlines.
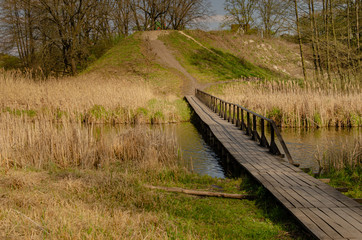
[0, 70, 189, 124]
[0, 113, 177, 170]
[213, 80, 361, 127]
[314, 136, 361, 174]
[314, 136, 361, 198]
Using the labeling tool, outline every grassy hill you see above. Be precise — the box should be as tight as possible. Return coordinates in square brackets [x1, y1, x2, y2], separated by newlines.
[159, 30, 308, 83]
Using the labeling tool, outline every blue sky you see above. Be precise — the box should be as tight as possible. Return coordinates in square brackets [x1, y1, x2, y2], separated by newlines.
[206, 0, 226, 30]
[210, 0, 226, 15]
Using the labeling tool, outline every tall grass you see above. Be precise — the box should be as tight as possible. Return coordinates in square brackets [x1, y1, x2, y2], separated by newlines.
[314, 136, 361, 174]
[0, 70, 190, 124]
[0, 113, 177, 170]
[212, 80, 361, 127]
[314, 136, 361, 198]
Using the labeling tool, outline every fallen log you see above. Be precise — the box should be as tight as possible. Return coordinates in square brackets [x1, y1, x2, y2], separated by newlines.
[144, 185, 256, 200]
[335, 187, 349, 193]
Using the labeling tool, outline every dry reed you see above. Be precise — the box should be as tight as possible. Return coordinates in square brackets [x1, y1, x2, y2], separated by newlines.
[0, 113, 177, 170]
[314, 136, 361, 173]
[214, 80, 361, 127]
[0, 70, 188, 124]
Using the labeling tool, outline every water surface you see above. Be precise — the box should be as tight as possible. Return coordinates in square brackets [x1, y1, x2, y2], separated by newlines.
[88, 123, 360, 178]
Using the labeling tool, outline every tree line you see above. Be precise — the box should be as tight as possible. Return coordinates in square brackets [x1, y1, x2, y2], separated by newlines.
[224, 0, 361, 82]
[0, 0, 210, 76]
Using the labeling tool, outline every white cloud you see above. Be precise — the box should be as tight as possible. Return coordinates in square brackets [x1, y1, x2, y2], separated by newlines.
[207, 14, 225, 22]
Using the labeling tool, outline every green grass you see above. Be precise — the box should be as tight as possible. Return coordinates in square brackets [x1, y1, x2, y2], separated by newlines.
[1, 161, 310, 239]
[83, 33, 184, 95]
[84, 34, 146, 74]
[317, 168, 361, 199]
[2, 107, 37, 118]
[160, 31, 279, 83]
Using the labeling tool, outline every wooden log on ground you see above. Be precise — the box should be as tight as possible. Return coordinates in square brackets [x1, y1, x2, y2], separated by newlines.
[144, 185, 256, 200]
[335, 187, 349, 193]
[319, 178, 330, 183]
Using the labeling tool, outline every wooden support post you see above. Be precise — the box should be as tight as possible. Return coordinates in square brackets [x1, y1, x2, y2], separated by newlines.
[219, 100, 221, 116]
[252, 115, 259, 141]
[232, 105, 236, 124]
[260, 119, 269, 148]
[236, 107, 240, 128]
[246, 112, 251, 136]
[224, 102, 227, 120]
[269, 123, 281, 156]
[241, 109, 245, 131]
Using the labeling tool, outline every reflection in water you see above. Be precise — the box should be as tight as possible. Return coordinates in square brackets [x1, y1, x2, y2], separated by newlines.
[160, 123, 225, 179]
[85, 123, 360, 178]
[87, 122, 226, 179]
[280, 127, 361, 170]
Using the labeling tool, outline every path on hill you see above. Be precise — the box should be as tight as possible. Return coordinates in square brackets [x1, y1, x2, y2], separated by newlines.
[143, 31, 198, 95]
[143, 31, 247, 95]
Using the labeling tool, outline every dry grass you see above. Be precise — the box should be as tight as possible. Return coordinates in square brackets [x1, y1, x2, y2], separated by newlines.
[211, 80, 361, 127]
[315, 136, 362, 173]
[313, 136, 361, 199]
[0, 70, 189, 124]
[0, 169, 169, 239]
[0, 113, 177, 169]
[0, 114, 181, 239]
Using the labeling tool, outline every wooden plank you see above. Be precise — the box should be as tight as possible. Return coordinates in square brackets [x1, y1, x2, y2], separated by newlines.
[299, 186, 339, 208]
[252, 172, 294, 208]
[292, 186, 328, 208]
[310, 208, 356, 239]
[319, 208, 362, 237]
[259, 173, 304, 208]
[338, 207, 362, 224]
[289, 208, 334, 240]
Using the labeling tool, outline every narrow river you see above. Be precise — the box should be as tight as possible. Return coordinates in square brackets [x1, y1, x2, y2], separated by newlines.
[92, 123, 360, 179]
[162, 123, 360, 178]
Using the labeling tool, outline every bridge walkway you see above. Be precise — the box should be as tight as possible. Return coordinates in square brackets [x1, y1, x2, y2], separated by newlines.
[186, 95, 361, 240]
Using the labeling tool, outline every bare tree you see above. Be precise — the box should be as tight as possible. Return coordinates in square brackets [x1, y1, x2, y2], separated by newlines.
[224, 0, 258, 32]
[256, 0, 293, 37]
[167, 0, 210, 30]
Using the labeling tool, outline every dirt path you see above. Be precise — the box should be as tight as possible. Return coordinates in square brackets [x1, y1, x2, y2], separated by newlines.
[142, 31, 198, 95]
[143, 31, 236, 95]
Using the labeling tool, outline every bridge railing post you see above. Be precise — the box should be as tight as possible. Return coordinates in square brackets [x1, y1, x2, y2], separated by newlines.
[246, 112, 251, 136]
[224, 102, 227, 120]
[232, 105, 236, 124]
[236, 107, 240, 128]
[260, 119, 269, 148]
[241, 109, 244, 131]
[269, 122, 281, 156]
[252, 115, 260, 142]
[219, 100, 221, 115]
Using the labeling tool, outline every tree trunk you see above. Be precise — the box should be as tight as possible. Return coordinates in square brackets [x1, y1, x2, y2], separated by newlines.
[309, 0, 320, 81]
[294, 0, 308, 82]
[356, 0, 360, 67]
[330, 0, 343, 80]
[312, 0, 324, 80]
[324, 0, 332, 82]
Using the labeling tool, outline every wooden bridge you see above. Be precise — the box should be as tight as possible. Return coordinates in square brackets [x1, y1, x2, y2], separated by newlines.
[186, 89, 361, 240]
